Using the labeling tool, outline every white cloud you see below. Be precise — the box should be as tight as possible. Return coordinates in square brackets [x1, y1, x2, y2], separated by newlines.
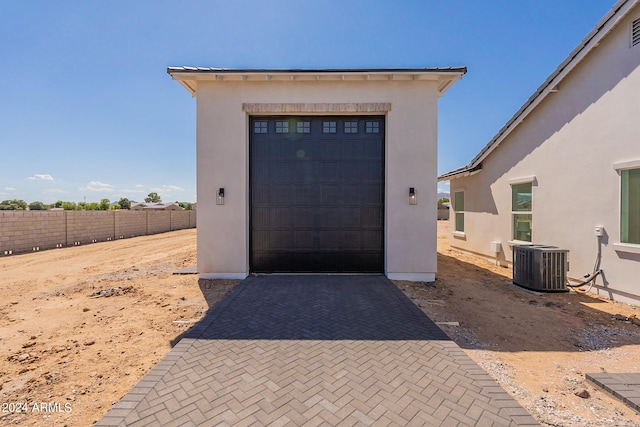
[4, 187, 16, 191]
[43, 188, 66, 194]
[437, 181, 450, 194]
[81, 181, 115, 192]
[123, 188, 144, 194]
[28, 174, 54, 181]
[135, 184, 144, 188]
[151, 185, 185, 194]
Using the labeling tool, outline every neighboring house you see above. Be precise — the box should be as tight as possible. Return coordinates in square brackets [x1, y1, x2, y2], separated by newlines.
[439, 0, 640, 306]
[131, 203, 184, 211]
[168, 67, 466, 280]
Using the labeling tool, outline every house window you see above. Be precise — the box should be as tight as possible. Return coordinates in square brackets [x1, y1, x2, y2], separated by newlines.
[512, 183, 532, 242]
[454, 191, 464, 233]
[323, 121, 337, 133]
[632, 17, 640, 47]
[365, 121, 380, 133]
[621, 168, 640, 244]
[275, 121, 289, 133]
[344, 121, 358, 134]
[296, 121, 310, 134]
[254, 121, 268, 134]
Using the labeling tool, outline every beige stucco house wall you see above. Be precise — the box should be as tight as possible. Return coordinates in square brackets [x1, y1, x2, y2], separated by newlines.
[168, 68, 465, 280]
[440, 0, 640, 305]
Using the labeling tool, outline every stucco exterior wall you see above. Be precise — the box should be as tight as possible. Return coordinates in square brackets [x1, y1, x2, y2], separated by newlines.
[196, 79, 441, 280]
[449, 8, 640, 305]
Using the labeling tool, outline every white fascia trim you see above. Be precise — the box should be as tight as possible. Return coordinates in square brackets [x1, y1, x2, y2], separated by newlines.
[612, 243, 640, 254]
[507, 240, 533, 247]
[199, 273, 248, 280]
[387, 272, 436, 282]
[453, 231, 466, 239]
[508, 176, 537, 185]
[613, 159, 640, 170]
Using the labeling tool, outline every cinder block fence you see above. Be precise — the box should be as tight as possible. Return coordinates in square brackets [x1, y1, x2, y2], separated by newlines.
[0, 210, 196, 255]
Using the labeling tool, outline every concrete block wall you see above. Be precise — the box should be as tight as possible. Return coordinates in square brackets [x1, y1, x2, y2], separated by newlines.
[67, 211, 117, 245]
[0, 211, 66, 254]
[171, 211, 191, 230]
[115, 211, 148, 238]
[147, 211, 171, 235]
[0, 210, 196, 255]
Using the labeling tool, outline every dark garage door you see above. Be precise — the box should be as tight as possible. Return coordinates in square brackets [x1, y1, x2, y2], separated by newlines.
[250, 116, 384, 273]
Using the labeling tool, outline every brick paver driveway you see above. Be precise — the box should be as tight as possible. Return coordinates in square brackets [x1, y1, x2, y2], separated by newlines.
[97, 275, 539, 426]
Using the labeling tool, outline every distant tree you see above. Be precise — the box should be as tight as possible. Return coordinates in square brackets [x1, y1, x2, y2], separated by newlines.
[99, 199, 111, 210]
[0, 199, 28, 210]
[54, 200, 64, 209]
[184, 203, 193, 211]
[85, 202, 99, 210]
[177, 201, 186, 209]
[145, 192, 161, 203]
[29, 201, 46, 210]
[117, 197, 131, 210]
[437, 198, 450, 209]
[61, 201, 77, 210]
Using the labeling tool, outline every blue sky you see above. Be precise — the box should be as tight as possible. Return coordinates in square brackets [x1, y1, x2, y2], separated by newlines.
[0, 0, 613, 204]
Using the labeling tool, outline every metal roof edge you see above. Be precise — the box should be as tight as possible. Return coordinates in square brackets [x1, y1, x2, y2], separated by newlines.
[167, 66, 468, 75]
[438, 164, 482, 181]
[444, 0, 638, 180]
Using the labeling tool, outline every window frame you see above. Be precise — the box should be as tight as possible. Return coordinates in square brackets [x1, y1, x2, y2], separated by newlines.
[452, 190, 465, 237]
[508, 177, 535, 244]
[613, 160, 640, 254]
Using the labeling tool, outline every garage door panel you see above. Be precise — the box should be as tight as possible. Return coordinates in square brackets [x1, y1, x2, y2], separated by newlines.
[270, 231, 294, 250]
[271, 208, 293, 228]
[363, 231, 382, 250]
[362, 207, 382, 228]
[361, 185, 382, 205]
[270, 185, 294, 205]
[270, 140, 293, 159]
[321, 163, 341, 183]
[363, 139, 383, 159]
[320, 231, 341, 250]
[250, 116, 384, 273]
[341, 140, 362, 159]
[320, 208, 340, 229]
[363, 162, 383, 182]
[295, 231, 314, 249]
[295, 184, 321, 205]
[342, 231, 362, 249]
[270, 162, 292, 182]
[252, 230, 270, 251]
[341, 208, 361, 228]
[340, 162, 363, 182]
[294, 207, 316, 228]
[252, 184, 270, 205]
[294, 162, 321, 183]
[321, 140, 341, 160]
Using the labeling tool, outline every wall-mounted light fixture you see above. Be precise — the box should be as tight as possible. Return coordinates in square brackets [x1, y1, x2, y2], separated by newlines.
[217, 188, 225, 205]
[409, 187, 417, 205]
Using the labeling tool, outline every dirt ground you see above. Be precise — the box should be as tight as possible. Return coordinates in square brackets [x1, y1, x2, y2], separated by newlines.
[395, 221, 640, 426]
[1, 224, 640, 426]
[0, 229, 237, 426]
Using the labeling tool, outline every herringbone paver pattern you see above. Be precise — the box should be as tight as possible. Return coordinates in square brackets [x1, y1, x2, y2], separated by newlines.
[97, 275, 539, 426]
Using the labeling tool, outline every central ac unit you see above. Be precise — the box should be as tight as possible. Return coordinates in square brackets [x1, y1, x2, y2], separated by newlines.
[513, 245, 569, 292]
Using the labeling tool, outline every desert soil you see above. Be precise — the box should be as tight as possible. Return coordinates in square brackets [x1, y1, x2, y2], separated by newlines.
[0, 223, 639, 426]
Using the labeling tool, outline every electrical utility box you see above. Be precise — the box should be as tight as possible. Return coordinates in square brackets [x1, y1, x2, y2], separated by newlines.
[512, 245, 569, 292]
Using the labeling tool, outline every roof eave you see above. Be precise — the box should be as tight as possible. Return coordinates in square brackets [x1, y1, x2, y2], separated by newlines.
[167, 67, 467, 97]
[440, 0, 638, 180]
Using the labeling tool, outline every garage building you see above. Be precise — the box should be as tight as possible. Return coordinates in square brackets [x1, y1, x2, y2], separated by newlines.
[167, 67, 465, 281]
